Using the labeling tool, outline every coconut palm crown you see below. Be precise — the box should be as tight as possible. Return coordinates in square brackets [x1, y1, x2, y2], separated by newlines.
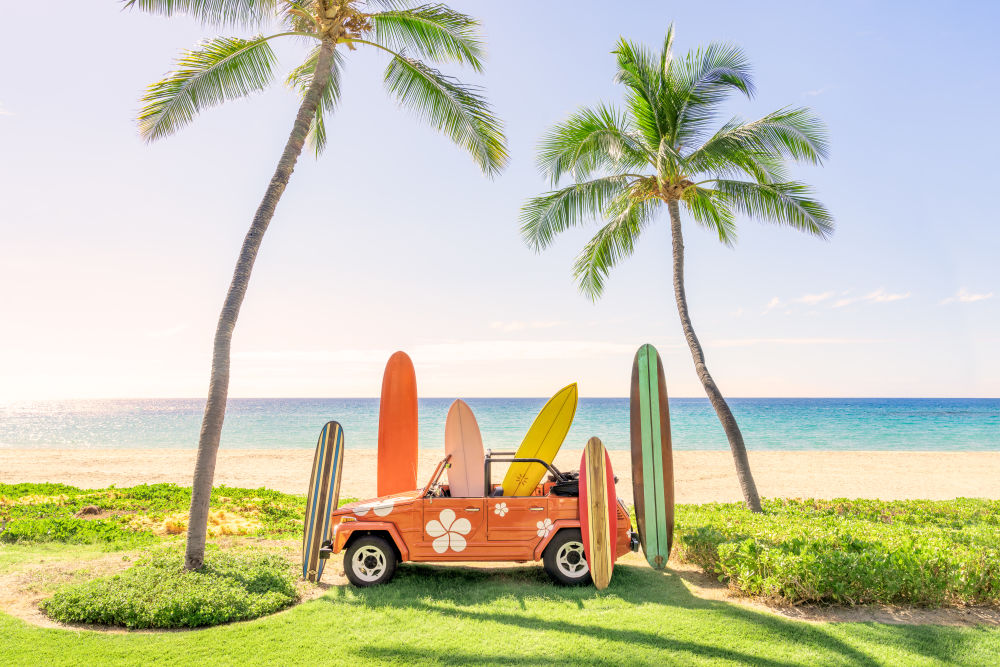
[125, 0, 507, 569]
[520, 26, 833, 512]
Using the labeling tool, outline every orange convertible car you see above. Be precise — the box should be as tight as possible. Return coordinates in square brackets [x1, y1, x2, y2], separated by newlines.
[321, 451, 638, 586]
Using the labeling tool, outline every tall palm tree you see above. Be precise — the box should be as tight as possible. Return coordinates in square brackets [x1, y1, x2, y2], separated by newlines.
[520, 26, 832, 512]
[126, 0, 507, 569]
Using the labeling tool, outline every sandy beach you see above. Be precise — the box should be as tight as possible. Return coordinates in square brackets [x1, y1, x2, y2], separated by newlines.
[2, 448, 998, 503]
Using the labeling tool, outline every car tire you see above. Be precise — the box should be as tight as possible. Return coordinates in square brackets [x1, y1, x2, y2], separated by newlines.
[344, 535, 397, 587]
[543, 528, 592, 586]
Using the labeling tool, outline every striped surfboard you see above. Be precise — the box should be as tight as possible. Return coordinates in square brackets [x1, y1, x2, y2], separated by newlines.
[579, 436, 617, 590]
[629, 343, 675, 569]
[302, 421, 345, 582]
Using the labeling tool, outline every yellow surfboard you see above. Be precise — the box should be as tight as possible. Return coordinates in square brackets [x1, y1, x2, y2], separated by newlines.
[502, 383, 578, 496]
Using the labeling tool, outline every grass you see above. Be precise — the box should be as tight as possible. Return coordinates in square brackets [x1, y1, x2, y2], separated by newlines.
[41, 545, 299, 629]
[2, 555, 999, 666]
[2, 484, 999, 664]
[674, 498, 1000, 605]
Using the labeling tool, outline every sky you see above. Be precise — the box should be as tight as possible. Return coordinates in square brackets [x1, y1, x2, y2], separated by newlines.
[1, 1, 997, 400]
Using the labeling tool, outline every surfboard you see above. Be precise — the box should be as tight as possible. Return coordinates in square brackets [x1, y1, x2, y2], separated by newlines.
[377, 351, 418, 496]
[444, 399, 485, 497]
[579, 436, 617, 590]
[302, 421, 344, 582]
[629, 343, 675, 570]
[502, 383, 578, 496]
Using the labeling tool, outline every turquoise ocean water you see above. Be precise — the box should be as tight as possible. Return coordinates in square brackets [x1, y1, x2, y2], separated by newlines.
[0, 398, 997, 451]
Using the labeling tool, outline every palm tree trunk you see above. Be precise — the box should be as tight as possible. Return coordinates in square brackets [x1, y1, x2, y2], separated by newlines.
[667, 200, 762, 513]
[184, 38, 337, 570]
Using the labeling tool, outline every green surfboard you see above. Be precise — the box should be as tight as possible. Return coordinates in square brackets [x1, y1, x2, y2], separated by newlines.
[629, 344, 675, 569]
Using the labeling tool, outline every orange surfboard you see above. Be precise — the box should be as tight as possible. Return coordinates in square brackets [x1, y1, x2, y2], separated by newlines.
[377, 351, 418, 496]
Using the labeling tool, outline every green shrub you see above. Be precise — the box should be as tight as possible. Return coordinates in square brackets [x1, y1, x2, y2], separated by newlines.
[0, 483, 359, 544]
[674, 498, 1000, 606]
[0, 517, 155, 548]
[41, 547, 299, 628]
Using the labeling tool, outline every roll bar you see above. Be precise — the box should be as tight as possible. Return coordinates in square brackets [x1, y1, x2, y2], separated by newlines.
[484, 449, 567, 495]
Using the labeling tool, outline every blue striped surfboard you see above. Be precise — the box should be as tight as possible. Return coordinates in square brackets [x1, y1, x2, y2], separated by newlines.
[302, 421, 344, 582]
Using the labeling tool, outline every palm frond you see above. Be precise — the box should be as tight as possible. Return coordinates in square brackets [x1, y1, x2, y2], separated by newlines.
[683, 187, 736, 245]
[686, 118, 786, 183]
[123, 0, 278, 29]
[572, 194, 658, 299]
[279, 0, 319, 33]
[519, 175, 634, 252]
[370, 4, 485, 71]
[687, 107, 829, 183]
[287, 45, 346, 156]
[712, 179, 834, 238]
[536, 104, 650, 183]
[613, 38, 668, 151]
[383, 52, 507, 176]
[670, 42, 754, 148]
[138, 35, 282, 141]
[366, 0, 415, 9]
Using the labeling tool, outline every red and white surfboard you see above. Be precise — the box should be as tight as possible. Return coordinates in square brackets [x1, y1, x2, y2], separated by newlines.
[579, 436, 617, 590]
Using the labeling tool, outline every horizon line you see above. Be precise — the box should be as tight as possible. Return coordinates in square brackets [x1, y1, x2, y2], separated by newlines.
[3, 395, 998, 402]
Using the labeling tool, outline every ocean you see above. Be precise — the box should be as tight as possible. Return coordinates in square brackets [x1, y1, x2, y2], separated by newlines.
[1, 398, 997, 452]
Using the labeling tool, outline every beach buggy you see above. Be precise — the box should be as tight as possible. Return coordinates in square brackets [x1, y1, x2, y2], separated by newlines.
[320, 451, 637, 586]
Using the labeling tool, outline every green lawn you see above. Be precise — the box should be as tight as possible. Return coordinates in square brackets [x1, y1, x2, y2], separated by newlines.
[3, 556, 999, 666]
[3, 483, 999, 665]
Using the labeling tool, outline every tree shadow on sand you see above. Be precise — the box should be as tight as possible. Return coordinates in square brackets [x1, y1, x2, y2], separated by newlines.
[317, 562, 989, 665]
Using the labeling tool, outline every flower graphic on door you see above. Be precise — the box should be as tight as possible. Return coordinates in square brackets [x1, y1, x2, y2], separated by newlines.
[426, 509, 472, 553]
[493, 502, 508, 517]
[536, 518, 553, 537]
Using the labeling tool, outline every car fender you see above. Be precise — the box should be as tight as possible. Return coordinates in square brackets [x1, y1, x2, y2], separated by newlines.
[533, 519, 581, 560]
[332, 521, 409, 561]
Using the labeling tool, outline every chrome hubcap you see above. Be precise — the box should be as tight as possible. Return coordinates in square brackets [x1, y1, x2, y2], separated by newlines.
[556, 541, 588, 578]
[352, 546, 386, 582]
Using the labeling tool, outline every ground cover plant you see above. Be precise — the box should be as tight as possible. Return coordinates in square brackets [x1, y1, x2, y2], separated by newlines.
[674, 498, 1000, 606]
[0, 482, 315, 547]
[41, 546, 299, 629]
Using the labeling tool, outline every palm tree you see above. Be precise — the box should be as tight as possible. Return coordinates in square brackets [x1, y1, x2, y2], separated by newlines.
[125, 0, 507, 569]
[520, 26, 832, 513]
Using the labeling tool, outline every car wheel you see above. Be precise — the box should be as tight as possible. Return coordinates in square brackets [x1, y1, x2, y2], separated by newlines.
[543, 528, 592, 586]
[344, 536, 397, 587]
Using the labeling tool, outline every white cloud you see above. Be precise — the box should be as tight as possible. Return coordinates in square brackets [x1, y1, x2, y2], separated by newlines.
[804, 87, 828, 97]
[833, 288, 911, 308]
[0, 102, 13, 116]
[792, 291, 835, 306]
[234, 339, 641, 365]
[709, 337, 886, 348]
[761, 296, 782, 315]
[488, 320, 562, 332]
[941, 288, 994, 305]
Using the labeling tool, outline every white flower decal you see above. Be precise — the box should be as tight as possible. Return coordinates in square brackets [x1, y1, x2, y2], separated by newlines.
[536, 518, 554, 538]
[493, 502, 508, 517]
[426, 509, 472, 553]
[354, 498, 395, 517]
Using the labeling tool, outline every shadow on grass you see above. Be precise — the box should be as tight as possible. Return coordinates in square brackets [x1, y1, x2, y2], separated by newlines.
[320, 562, 984, 666]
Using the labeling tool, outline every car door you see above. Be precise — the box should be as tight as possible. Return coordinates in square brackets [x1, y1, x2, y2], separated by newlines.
[486, 496, 548, 542]
[420, 497, 486, 559]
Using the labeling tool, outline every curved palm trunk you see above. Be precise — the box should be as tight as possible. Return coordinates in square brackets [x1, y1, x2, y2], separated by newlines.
[185, 38, 337, 570]
[667, 201, 762, 513]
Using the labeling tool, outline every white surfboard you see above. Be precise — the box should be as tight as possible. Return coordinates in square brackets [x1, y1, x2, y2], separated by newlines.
[444, 400, 485, 497]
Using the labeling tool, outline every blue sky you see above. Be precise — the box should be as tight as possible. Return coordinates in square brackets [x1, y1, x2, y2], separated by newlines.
[1, 1, 997, 400]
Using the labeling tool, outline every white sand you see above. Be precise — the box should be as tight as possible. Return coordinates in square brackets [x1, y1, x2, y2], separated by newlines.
[2, 448, 999, 503]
